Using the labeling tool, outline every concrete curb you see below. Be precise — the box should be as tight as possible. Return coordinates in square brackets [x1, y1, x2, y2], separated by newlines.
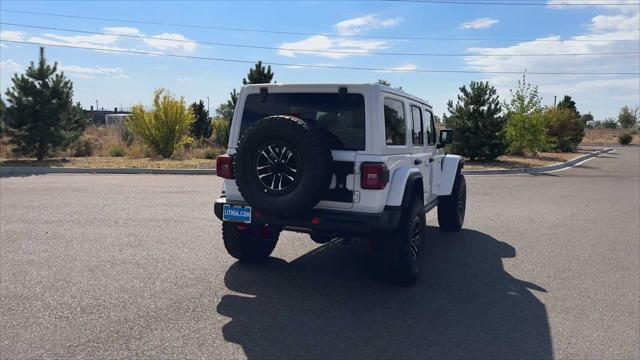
[0, 166, 215, 176]
[462, 148, 613, 176]
[0, 148, 613, 177]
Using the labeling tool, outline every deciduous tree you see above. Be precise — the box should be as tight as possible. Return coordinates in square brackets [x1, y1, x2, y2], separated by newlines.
[504, 74, 546, 155]
[126, 89, 194, 158]
[618, 106, 638, 129]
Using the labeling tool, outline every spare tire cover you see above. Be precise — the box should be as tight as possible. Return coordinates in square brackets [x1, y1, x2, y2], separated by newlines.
[233, 115, 333, 217]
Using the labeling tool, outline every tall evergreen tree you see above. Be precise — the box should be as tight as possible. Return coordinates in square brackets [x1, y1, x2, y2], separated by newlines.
[190, 100, 211, 139]
[5, 47, 86, 160]
[215, 89, 239, 124]
[557, 95, 580, 117]
[444, 81, 506, 161]
[242, 61, 274, 85]
[0, 98, 7, 137]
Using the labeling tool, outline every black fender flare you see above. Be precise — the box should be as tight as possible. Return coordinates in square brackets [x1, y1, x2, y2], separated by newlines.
[399, 172, 424, 209]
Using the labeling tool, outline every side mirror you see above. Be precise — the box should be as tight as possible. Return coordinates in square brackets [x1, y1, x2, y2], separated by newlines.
[437, 129, 453, 148]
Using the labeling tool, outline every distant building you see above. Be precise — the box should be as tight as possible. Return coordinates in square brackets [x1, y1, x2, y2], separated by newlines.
[84, 106, 131, 125]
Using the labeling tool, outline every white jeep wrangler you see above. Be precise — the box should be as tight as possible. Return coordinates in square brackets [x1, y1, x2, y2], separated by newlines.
[214, 83, 466, 285]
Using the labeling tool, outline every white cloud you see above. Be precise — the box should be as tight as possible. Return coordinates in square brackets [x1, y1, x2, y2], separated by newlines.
[0, 59, 21, 74]
[278, 15, 399, 59]
[590, 12, 640, 32]
[142, 33, 197, 52]
[376, 64, 418, 73]
[0, 30, 26, 42]
[41, 32, 119, 45]
[278, 35, 388, 59]
[177, 77, 190, 82]
[335, 14, 403, 35]
[463, 7, 640, 118]
[547, 0, 639, 13]
[102, 27, 141, 36]
[58, 64, 128, 79]
[461, 17, 499, 29]
[25, 35, 128, 52]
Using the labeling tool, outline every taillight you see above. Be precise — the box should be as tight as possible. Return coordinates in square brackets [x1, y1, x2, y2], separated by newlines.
[216, 154, 234, 179]
[361, 162, 389, 190]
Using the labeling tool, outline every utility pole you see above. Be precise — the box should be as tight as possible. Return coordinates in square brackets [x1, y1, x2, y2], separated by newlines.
[553, 96, 557, 108]
[206, 96, 210, 115]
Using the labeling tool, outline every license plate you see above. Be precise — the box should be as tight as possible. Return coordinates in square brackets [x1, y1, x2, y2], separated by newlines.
[223, 204, 252, 223]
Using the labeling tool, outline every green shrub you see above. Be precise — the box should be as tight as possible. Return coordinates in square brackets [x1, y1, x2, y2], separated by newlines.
[211, 118, 231, 147]
[117, 124, 135, 146]
[505, 111, 547, 155]
[504, 74, 547, 155]
[71, 136, 96, 157]
[544, 107, 585, 152]
[108, 145, 126, 157]
[618, 132, 633, 145]
[126, 89, 194, 158]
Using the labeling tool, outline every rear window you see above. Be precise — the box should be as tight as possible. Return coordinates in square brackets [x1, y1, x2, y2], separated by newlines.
[240, 92, 365, 150]
[384, 98, 406, 145]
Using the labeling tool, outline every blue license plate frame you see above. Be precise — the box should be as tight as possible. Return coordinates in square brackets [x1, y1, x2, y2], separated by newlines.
[222, 204, 252, 223]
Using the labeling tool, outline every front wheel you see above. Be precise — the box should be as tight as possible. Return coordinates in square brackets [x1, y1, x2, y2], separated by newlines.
[222, 222, 280, 262]
[437, 174, 466, 232]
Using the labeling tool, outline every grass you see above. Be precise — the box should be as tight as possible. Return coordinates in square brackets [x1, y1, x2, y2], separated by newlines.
[2, 149, 594, 171]
[0, 157, 215, 169]
[582, 128, 640, 145]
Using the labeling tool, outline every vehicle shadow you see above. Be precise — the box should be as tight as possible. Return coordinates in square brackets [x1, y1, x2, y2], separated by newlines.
[217, 227, 552, 359]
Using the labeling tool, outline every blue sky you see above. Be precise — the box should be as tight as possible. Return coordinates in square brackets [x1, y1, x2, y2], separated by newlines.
[1, 0, 638, 119]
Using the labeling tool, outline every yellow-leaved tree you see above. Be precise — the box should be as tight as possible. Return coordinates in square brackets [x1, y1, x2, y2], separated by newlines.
[126, 89, 194, 158]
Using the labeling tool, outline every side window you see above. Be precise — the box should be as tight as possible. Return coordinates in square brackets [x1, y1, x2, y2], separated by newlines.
[384, 98, 406, 145]
[425, 110, 436, 146]
[411, 105, 423, 146]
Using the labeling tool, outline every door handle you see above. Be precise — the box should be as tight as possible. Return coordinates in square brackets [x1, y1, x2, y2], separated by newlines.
[414, 159, 423, 165]
[428, 158, 434, 163]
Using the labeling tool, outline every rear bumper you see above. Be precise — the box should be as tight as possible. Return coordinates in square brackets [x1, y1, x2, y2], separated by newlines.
[214, 197, 401, 234]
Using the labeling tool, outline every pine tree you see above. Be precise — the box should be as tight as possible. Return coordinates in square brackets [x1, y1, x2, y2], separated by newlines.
[5, 47, 86, 160]
[242, 61, 274, 85]
[444, 81, 506, 161]
[190, 100, 211, 139]
[557, 95, 580, 117]
[0, 98, 7, 137]
[215, 89, 239, 124]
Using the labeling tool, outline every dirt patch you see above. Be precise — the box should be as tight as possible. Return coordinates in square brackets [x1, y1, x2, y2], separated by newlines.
[464, 150, 592, 171]
[0, 157, 215, 169]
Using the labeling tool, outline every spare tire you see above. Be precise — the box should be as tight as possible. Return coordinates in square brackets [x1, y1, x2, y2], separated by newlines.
[233, 115, 333, 217]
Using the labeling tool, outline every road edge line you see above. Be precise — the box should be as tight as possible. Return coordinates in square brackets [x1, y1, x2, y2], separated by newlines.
[462, 148, 613, 176]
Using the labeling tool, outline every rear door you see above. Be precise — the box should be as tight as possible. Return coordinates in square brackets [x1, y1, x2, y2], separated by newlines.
[423, 109, 439, 204]
[409, 104, 431, 204]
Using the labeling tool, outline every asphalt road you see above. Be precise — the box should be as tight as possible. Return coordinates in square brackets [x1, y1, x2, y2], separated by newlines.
[1, 147, 638, 359]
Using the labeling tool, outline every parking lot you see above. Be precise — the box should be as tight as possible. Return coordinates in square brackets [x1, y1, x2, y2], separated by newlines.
[1, 147, 638, 359]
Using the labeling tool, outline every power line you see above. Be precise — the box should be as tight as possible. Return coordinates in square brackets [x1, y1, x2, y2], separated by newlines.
[3, 22, 638, 58]
[1, 9, 637, 43]
[2, 39, 639, 76]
